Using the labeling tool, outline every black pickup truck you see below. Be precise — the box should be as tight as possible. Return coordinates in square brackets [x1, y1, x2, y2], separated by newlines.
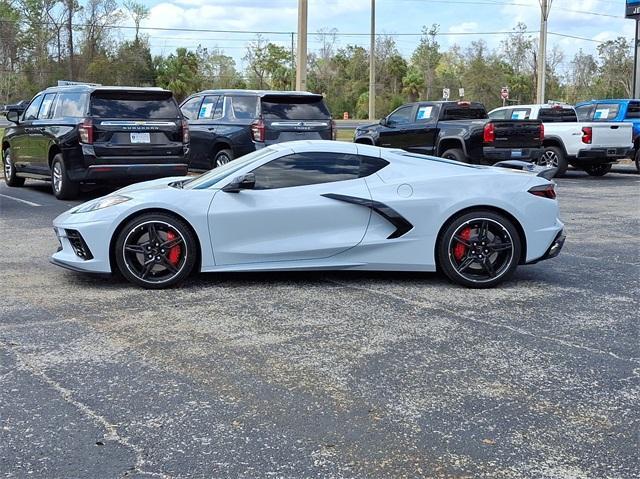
[354, 101, 544, 164]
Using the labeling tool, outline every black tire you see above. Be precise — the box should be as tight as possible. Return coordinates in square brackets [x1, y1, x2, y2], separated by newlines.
[214, 149, 234, 168]
[441, 148, 468, 163]
[114, 212, 197, 289]
[584, 163, 612, 177]
[51, 154, 79, 200]
[2, 148, 25, 187]
[437, 211, 522, 289]
[635, 149, 639, 174]
[539, 146, 568, 177]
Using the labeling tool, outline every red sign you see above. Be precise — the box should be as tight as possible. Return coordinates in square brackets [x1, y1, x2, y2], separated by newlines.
[501, 87, 509, 100]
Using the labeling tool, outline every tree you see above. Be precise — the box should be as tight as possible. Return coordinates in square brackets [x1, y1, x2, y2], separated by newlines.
[243, 35, 292, 90]
[123, 0, 149, 43]
[197, 46, 243, 89]
[155, 48, 202, 101]
[411, 24, 441, 100]
[595, 38, 634, 98]
[566, 49, 598, 103]
[402, 66, 423, 102]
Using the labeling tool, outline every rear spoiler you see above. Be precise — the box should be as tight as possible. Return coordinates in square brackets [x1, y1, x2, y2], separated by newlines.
[493, 160, 557, 181]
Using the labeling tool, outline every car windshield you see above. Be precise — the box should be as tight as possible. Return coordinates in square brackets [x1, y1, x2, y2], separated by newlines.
[184, 148, 276, 189]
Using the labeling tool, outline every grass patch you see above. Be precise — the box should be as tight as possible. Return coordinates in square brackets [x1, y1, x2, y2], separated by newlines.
[336, 129, 354, 142]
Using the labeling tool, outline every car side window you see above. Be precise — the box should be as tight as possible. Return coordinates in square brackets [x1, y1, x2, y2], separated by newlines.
[38, 93, 57, 119]
[488, 109, 509, 120]
[359, 156, 389, 177]
[180, 96, 202, 120]
[388, 106, 414, 125]
[198, 95, 219, 120]
[593, 104, 620, 121]
[53, 92, 87, 118]
[415, 105, 434, 122]
[252, 152, 361, 190]
[625, 102, 640, 119]
[510, 108, 531, 120]
[22, 94, 44, 121]
[575, 105, 594, 122]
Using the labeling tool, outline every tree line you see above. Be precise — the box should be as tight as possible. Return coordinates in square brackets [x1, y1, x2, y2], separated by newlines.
[0, 0, 635, 118]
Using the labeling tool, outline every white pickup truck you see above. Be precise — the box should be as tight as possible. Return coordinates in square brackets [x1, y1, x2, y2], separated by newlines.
[489, 104, 633, 177]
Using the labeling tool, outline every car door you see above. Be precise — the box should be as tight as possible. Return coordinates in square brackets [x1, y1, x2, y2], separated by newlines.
[10, 94, 44, 170]
[188, 95, 222, 169]
[408, 103, 439, 155]
[378, 105, 417, 149]
[209, 148, 371, 266]
[29, 92, 58, 175]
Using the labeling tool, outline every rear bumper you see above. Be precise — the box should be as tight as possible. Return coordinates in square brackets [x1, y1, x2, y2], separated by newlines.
[527, 230, 566, 264]
[574, 147, 630, 164]
[483, 147, 543, 162]
[81, 163, 189, 181]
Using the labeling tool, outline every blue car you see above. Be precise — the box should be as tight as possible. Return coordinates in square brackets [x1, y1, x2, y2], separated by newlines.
[575, 99, 640, 172]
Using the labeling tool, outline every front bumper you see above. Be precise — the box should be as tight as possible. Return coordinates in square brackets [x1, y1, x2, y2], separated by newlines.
[51, 219, 114, 273]
[483, 147, 543, 162]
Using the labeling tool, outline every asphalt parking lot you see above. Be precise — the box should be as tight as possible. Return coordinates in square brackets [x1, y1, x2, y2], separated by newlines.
[1, 166, 638, 478]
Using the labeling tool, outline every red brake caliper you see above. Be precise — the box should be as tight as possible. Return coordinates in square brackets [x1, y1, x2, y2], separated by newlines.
[453, 227, 471, 261]
[166, 230, 181, 265]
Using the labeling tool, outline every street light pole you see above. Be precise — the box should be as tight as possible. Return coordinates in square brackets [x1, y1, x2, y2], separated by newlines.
[536, 0, 552, 104]
[368, 0, 376, 121]
[296, 0, 308, 91]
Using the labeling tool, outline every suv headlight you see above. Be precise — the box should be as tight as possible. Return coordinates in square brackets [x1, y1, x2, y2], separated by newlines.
[72, 195, 131, 213]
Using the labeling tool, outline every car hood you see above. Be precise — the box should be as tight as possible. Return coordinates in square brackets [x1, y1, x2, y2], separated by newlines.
[356, 122, 379, 131]
[113, 176, 191, 195]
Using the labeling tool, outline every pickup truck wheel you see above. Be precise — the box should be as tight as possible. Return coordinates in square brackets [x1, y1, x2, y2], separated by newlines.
[584, 163, 612, 177]
[540, 146, 568, 177]
[51, 154, 79, 200]
[3, 148, 25, 187]
[441, 148, 468, 163]
[214, 149, 234, 168]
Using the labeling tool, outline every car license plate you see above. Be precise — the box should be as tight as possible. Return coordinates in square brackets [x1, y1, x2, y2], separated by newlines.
[511, 149, 523, 158]
[130, 132, 151, 143]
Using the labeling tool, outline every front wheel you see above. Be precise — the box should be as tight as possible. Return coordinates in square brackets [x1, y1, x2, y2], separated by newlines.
[51, 154, 79, 200]
[114, 213, 197, 289]
[214, 149, 234, 168]
[584, 163, 612, 177]
[438, 211, 522, 288]
[3, 148, 25, 187]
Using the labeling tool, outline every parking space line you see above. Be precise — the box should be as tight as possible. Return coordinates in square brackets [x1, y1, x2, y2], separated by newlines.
[0, 193, 42, 207]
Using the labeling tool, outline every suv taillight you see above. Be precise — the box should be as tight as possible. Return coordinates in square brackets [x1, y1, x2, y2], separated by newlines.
[251, 119, 265, 142]
[331, 119, 337, 141]
[182, 121, 190, 144]
[79, 118, 94, 144]
[538, 123, 545, 140]
[483, 123, 495, 144]
[529, 184, 556, 200]
[581, 126, 592, 144]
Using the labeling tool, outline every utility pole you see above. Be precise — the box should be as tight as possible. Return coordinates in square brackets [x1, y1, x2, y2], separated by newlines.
[536, 0, 552, 104]
[66, 0, 74, 80]
[290, 32, 295, 91]
[295, 0, 308, 91]
[368, 0, 376, 120]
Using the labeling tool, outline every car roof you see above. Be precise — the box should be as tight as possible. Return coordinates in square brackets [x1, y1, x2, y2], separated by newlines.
[41, 85, 171, 94]
[193, 89, 321, 97]
[576, 99, 636, 105]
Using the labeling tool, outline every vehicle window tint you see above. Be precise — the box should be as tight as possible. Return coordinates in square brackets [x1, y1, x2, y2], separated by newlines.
[260, 96, 331, 120]
[197, 96, 219, 120]
[538, 107, 578, 122]
[38, 93, 57, 119]
[575, 105, 593, 122]
[415, 105, 434, 121]
[488, 109, 509, 120]
[90, 92, 180, 119]
[228, 96, 258, 120]
[22, 95, 44, 121]
[53, 92, 87, 118]
[213, 96, 224, 119]
[625, 102, 640, 119]
[181, 96, 202, 120]
[441, 106, 487, 120]
[510, 109, 531, 120]
[359, 156, 389, 177]
[592, 104, 620, 121]
[388, 106, 414, 125]
[252, 152, 360, 190]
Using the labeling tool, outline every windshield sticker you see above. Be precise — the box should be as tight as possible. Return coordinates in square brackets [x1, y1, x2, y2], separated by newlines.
[416, 106, 433, 120]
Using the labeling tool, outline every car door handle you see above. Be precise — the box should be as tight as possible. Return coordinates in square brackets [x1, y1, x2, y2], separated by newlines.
[207, 127, 216, 131]
[610, 126, 619, 129]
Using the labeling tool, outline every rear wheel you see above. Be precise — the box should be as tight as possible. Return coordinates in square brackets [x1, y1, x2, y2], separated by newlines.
[114, 213, 197, 289]
[584, 163, 612, 177]
[2, 148, 25, 187]
[51, 154, 79, 200]
[539, 146, 568, 177]
[438, 211, 522, 288]
[441, 148, 468, 163]
[214, 149, 234, 168]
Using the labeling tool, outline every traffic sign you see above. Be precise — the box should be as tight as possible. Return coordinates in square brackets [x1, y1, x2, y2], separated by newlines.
[459, 88, 465, 98]
[501, 87, 510, 100]
[443, 88, 450, 100]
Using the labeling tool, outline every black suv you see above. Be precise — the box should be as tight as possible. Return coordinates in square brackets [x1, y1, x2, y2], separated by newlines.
[2, 85, 189, 199]
[180, 90, 335, 170]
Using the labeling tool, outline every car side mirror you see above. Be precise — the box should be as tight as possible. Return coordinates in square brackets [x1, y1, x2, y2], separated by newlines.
[6, 110, 19, 124]
[222, 173, 256, 193]
[379, 117, 388, 126]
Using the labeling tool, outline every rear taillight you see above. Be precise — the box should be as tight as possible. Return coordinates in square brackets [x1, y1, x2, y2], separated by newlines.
[78, 118, 94, 144]
[529, 184, 556, 200]
[483, 123, 495, 144]
[182, 122, 189, 143]
[538, 123, 545, 140]
[330, 119, 337, 141]
[581, 126, 592, 144]
[251, 119, 265, 142]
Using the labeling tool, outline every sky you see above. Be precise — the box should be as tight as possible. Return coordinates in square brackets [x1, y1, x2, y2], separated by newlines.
[122, 0, 637, 71]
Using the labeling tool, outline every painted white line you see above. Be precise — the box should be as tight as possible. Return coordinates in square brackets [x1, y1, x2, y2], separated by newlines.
[0, 193, 42, 207]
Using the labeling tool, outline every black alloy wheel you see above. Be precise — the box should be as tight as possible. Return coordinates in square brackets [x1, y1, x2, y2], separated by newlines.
[438, 212, 521, 288]
[584, 163, 612, 177]
[115, 213, 197, 288]
[3, 148, 25, 187]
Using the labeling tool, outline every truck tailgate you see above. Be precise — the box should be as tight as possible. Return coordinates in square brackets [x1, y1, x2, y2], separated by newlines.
[591, 122, 633, 147]
[489, 119, 542, 148]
